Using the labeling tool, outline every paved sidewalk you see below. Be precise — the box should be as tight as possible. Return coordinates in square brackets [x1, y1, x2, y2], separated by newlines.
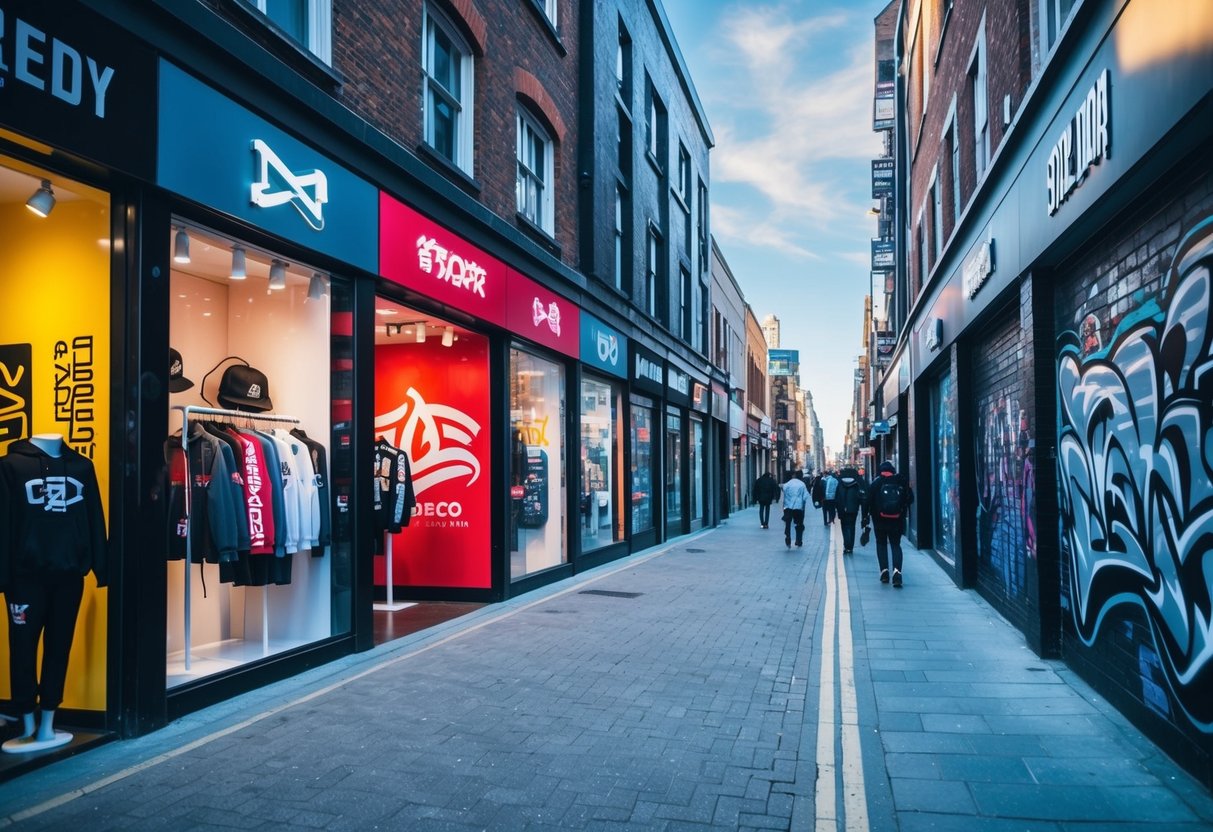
[1, 511, 1211, 830]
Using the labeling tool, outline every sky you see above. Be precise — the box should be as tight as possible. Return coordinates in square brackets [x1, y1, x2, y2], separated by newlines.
[661, 0, 889, 457]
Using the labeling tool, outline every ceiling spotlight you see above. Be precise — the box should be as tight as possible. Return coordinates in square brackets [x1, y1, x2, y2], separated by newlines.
[416, 323, 427, 344]
[173, 227, 191, 264]
[307, 271, 327, 301]
[441, 325, 454, 347]
[230, 246, 247, 280]
[25, 179, 55, 217]
[268, 258, 287, 290]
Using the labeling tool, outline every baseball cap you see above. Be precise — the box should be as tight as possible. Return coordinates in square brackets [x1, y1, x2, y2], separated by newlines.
[169, 348, 194, 393]
[217, 364, 274, 412]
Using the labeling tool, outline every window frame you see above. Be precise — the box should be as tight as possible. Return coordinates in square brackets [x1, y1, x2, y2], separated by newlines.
[645, 224, 663, 321]
[968, 22, 989, 180]
[251, 0, 332, 64]
[516, 107, 555, 236]
[645, 79, 667, 172]
[422, 4, 475, 175]
[614, 186, 629, 292]
[616, 20, 632, 106]
[930, 166, 942, 263]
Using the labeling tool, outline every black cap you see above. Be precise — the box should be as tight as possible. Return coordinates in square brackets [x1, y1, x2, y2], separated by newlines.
[880, 460, 896, 474]
[217, 364, 273, 412]
[169, 348, 194, 393]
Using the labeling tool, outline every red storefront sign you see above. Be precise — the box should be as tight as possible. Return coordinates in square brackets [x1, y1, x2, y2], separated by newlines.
[505, 269, 580, 358]
[374, 338, 492, 589]
[379, 193, 508, 327]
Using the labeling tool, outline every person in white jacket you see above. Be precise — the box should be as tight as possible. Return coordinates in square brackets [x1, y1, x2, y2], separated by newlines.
[780, 471, 810, 548]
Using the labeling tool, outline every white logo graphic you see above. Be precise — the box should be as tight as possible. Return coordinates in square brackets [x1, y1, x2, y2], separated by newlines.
[416, 236, 488, 298]
[170, 358, 183, 376]
[9, 604, 30, 625]
[25, 476, 84, 512]
[531, 297, 562, 336]
[375, 387, 482, 496]
[596, 331, 619, 365]
[247, 383, 262, 399]
[250, 139, 328, 231]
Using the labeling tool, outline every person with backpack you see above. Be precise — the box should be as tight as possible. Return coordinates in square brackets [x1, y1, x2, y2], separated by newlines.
[834, 467, 868, 554]
[752, 471, 779, 529]
[819, 470, 840, 526]
[864, 460, 914, 586]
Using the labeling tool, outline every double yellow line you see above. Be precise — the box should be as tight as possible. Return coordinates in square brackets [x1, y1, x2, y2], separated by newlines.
[815, 539, 869, 831]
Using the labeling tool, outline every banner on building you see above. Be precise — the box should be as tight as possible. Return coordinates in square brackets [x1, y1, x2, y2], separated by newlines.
[871, 238, 894, 270]
[871, 158, 893, 198]
[875, 331, 896, 368]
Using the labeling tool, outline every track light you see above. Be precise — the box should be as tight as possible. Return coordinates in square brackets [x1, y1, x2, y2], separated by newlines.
[25, 179, 55, 217]
[268, 259, 287, 290]
[416, 323, 427, 344]
[441, 326, 454, 347]
[173, 227, 191, 264]
[230, 246, 247, 280]
[307, 271, 327, 301]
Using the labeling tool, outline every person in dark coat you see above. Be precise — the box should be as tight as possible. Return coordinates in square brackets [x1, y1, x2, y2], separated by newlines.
[752, 472, 779, 529]
[834, 467, 868, 554]
[864, 460, 914, 586]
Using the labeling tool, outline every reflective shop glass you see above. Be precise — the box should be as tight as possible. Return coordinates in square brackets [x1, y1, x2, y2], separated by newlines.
[690, 417, 704, 523]
[580, 375, 624, 552]
[665, 409, 683, 529]
[0, 159, 110, 713]
[166, 223, 351, 688]
[630, 403, 654, 533]
[510, 348, 566, 579]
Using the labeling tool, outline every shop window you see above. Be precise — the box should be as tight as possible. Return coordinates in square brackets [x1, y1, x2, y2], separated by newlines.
[167, 223, 351, 688]
[374, 301, 491, 591]
[510, 348, 567, 579]
[690, 417, 704, 524]
[665, 408, 683, 530]
[580, 376, 625, 552]
[0, 161, 110, 718]
[630, 401, 654, 533]
[423, 4, 475, 175]
[516, 107, 554, 236]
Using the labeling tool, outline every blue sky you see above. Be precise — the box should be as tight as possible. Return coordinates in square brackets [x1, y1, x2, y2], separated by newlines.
[662, 0, 889, 456]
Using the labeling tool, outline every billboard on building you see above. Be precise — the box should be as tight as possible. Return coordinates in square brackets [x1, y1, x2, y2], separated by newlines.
[768, 349, 799, 376]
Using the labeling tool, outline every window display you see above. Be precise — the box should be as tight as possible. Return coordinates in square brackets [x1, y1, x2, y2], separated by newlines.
[510, 348, 566, 579]
[374, 301, 491, 590]
[580, 376, 624, 552]
[690, 417, 704, 524]
[665, 409, 683, 530]
[0, 160, 110, 723]
[167, 223, 350, 688]
[630, 402, 654, 533]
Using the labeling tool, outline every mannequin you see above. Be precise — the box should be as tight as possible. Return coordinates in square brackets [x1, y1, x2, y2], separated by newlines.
[1, 432, 107, 754]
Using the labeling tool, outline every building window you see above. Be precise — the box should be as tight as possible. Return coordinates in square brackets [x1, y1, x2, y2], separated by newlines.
[930, 168, 942, 261]
[916, 218, 927, 294]
[250, 0, 332, 63]
[1040, 0, 1079, 55]
[646, 227, 661, 320]
[617, 106, 632, 178]
[949, 111, 961, 223]
[969, 31, 988, 179]
[677, 144, 691, 202]
[423, 5, 474, 174]
[697, 178, 708, 273]
[540, 0, 558, 29]
[614, 187, 628, 291]
[645, 80, 667, 169]
[516, 108, 554, 235]
[616, 21, 632, 104]
[677, 267, 691, 340]
[694, 279, 706, 354]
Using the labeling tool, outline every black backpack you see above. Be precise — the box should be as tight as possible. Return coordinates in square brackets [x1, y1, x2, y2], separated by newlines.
[874, 479, 905, 520]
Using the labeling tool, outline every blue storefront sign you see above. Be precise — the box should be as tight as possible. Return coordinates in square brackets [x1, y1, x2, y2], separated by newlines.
[156, 60, 378, 272]
[579, 311, 627, 378]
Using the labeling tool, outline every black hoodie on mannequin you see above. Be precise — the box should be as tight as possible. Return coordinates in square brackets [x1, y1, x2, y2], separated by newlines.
[0, 440, 108, 592]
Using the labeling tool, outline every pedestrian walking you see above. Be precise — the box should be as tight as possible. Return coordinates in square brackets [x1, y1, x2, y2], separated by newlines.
[752, 471, 779, 529]
[819, 470, 840, 525]
[780, 470, 809, 548]
[835, 467, 868, 554]
[864, 460, 914, 586]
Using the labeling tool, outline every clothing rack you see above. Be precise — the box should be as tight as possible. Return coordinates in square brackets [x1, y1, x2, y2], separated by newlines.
[173, 405, 301, 672]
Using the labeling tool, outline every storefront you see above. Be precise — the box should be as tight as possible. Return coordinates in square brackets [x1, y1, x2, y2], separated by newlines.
[154, 58, 375, 715]
[663, 364, 691, 539]
[628, 344, 664, 551]
[578, 312, 628, 569]
[0, 0, 155, 764]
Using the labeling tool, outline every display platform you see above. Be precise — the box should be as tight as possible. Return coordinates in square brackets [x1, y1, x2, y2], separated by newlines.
[167, 637, 313, 688]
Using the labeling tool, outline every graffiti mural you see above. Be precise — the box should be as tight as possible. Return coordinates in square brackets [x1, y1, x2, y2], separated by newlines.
[932, 372, 959, 558]
[975, 391, 1035, 600]
[1057, 216, 1213, 731]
